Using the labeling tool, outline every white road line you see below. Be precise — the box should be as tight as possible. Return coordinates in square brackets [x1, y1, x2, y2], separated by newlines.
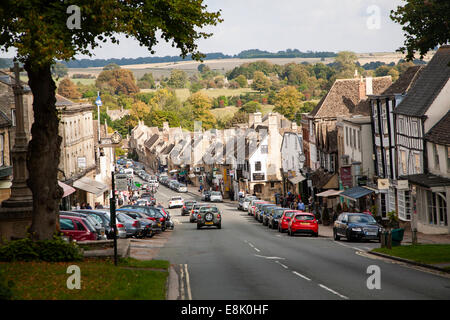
[253, 247, 261, 252]
[275, 261, 289, 269]
[292, 271, 311, 281]
[318, 284, 349, 300]
[184, 264, 192, 300]
[254, 254, 285, 260]
[179, 264, 185, 300]
[333, 240, 361, 251]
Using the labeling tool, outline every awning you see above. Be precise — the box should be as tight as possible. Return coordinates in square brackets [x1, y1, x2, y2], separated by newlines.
[58, 181, 76, 198]
[322, 174, 339, 189]
[73, 177, 109, 196]
[169, 169, 178, 173]
[316, 189, 343, 197]
[288, 174, 306, 185]
[340, 186, 374, 201]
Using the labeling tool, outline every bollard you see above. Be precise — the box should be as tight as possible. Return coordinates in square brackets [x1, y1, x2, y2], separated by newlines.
[380, 231, 385, 248]
[412, 228, 418, 245]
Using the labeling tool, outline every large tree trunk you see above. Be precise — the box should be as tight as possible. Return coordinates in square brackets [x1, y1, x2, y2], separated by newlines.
[24, 61, 63, 240]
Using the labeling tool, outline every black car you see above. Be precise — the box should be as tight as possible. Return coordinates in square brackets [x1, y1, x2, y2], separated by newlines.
[182, 200, 197, 216]
[73, 209, 114, 239]
[202, 191, 211, 202]
[333, 213, 383, 242]
[267, 207, 285, 229]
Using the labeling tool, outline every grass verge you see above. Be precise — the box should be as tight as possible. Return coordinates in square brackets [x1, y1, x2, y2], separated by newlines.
[0, 257, 169, 300]
[372, 244, 450, 266]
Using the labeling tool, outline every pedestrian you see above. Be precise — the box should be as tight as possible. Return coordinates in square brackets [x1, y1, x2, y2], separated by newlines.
[80, 202, 86, 209]
[297, 199, 305, 211]
[75, 202, 80, 210]
[85, 203, 92, 209]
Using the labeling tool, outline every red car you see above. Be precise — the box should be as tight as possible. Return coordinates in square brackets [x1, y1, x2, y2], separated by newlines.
[60, 215, 97, 241]
[278, 210, 301, 233]
[288, 212, 319, 237]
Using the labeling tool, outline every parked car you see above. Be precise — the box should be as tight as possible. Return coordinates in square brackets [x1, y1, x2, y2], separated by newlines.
[176, 183, 188, 193]
[240, 195, 257, 211]
[60, 215, 97, 241]
[267, 207, 286, 229]
[254, 202, 273, 221]
[288, 212, 319, 237]
[333, 213, 383, 242]
[201, 190, 211, 202]
[116, 212, 144, 238]
[257, 204, 277, 223]
[155, 206, 174, 230]
[117, 208, 156, 238]
[263, 206, 283, 226]
[168, 196, 184, 209]
[249, 200, 268, 216]
[190, 203, 209, 223]
[209, 191, 223, 202]
[278, 210, 301, 233]
[182, 200, 197, 216]
[73, 209, 114, 239]
[60, 211, 106, 240]
[196, 205, 221, 229]
[119, 205, 163, 232]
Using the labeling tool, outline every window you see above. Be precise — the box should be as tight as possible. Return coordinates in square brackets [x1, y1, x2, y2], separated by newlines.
[401, 150, 407, 175]
[414, 153, 421, 174]
[346, 127, 349, 146]
[261, 145, 268, 154]
[398, 190, 411, 221]
[447, 147, 450, 173]
[11, 109, 16, 127]
[255, 161, 261, 171]
[75, 220, 86, 231]
[352, 129, 356, 149]
[427, 191, 448, 226]
[433, 144, 439, 170]
[60, 218, 75, 230]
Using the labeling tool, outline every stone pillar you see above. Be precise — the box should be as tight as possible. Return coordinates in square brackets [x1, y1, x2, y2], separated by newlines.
[0, 63, 33, 241]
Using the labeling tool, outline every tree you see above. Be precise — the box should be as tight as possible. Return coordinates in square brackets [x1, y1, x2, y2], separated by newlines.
[273, 86, 304, 120]
[57, 78, 81, 99]
[197, 63, 210, 73]
[235, 75, 247, 88]
[96, 68, 140, 95]
[334, 51, 361, 79]
[130, 101, 150, 120]
[103, 63, 121, 71]
[391, 0, 450, 61]
[240, 101, 261, 113]
[137, 72, 155, 89]
[251, 71, 272, 92]
[0, 1, 221, 240]
[51, 62, 68, 78]
[167, 69, 188, 89]
[185, 92, 216, 129]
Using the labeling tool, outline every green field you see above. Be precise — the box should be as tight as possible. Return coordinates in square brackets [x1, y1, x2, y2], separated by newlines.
[211, 106, 239, 120]
[373, 244, 450, 268]
[174, 87, 257, 102]
[1, 258, 169, 300]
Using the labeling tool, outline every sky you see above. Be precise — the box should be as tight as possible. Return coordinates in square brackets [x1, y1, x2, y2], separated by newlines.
[0, 0, 407, 60]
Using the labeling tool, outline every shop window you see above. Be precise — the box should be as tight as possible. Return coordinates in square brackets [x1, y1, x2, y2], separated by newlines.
[255, 161, 261, 171]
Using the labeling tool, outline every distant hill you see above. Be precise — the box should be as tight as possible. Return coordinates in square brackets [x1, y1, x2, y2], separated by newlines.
[0, 49, 337, 69]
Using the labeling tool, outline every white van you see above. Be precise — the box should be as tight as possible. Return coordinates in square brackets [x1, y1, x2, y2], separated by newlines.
[124, 168, 134, 178]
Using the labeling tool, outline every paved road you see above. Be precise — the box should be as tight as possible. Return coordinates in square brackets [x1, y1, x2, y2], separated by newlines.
[152, 184, 450, 300]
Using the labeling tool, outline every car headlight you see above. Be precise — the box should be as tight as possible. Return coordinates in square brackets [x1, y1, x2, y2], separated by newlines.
[351, 227, 362, 232]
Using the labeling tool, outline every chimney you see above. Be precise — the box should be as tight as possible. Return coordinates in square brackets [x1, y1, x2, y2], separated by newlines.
[359, 78, 366, 100]
[291, 121, 297, 131]
[248, 113, 255, 127]
[268, 113, 278, 132]
[163, 121, 169, 131]
[365, 77, 373, 96]
[254, 112, 262, 125]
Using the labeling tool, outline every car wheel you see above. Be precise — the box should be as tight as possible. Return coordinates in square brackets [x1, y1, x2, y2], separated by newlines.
[197, 224, 201, 230]
[333, 229, 340, 241]
[288, 229, 293, 236]
[346, 231, 353, 242]
[148, 231, 155, 238]
[217, 223, 221, 229]
[313, 232, 318, 238]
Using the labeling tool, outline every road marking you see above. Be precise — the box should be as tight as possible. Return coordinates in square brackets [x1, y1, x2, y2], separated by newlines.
[179, 264, 185, 300]
[318, 284, 349, 300]
[184, 264, 192, 300]
[253, 247, 261, 252]
[254, 254, 286, 260]
[333, 240, 361, 251]
[292, 271, 311, 281]
[275, 261, 289, 269]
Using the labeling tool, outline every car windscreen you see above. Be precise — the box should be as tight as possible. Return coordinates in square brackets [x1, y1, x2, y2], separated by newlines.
[274, 209, 285, 217]
[172, 197, 182, 201]
[211, 192, 221, 196]
[348, 214, 376, 224]
[200, 207, 219, 213]
[284, 211, 295, 218]
[295, 214, 315, 221]
[81, 218, 97, 232]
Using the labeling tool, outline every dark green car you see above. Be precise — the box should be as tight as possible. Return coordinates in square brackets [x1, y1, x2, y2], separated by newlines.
[197, 205, 221, 229]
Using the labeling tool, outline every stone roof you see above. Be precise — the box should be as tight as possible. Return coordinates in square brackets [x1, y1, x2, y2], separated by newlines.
[395, 45, 450, 117]
[382, 66, 423, 96]
[309, 76, 392, 119]
[161, 143, 175, 155]
[0, 110, 11, 128]
[425, 110, 450, 146]
[144, 134, 159, 150]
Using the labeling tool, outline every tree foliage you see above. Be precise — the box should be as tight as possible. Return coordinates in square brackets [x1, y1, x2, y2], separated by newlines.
[273, 86, 304, 120]
[51, 63, 68, 78]
[251, 71, 272, 92]
[57, 78, 81, 99]
[185, 92, 216, 129]
[167, 69, 188, 89]
[96, 68, 140, 95]
[390, 0, 450, 60]
[137, 72, 155, 89]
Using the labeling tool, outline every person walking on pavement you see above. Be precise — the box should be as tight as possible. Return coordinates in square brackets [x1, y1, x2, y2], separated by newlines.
[297, 199, 305, 211]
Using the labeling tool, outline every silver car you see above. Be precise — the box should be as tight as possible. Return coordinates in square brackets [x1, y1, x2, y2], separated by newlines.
[209, 191, 223, 202]
[197, 205, 222, 229]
